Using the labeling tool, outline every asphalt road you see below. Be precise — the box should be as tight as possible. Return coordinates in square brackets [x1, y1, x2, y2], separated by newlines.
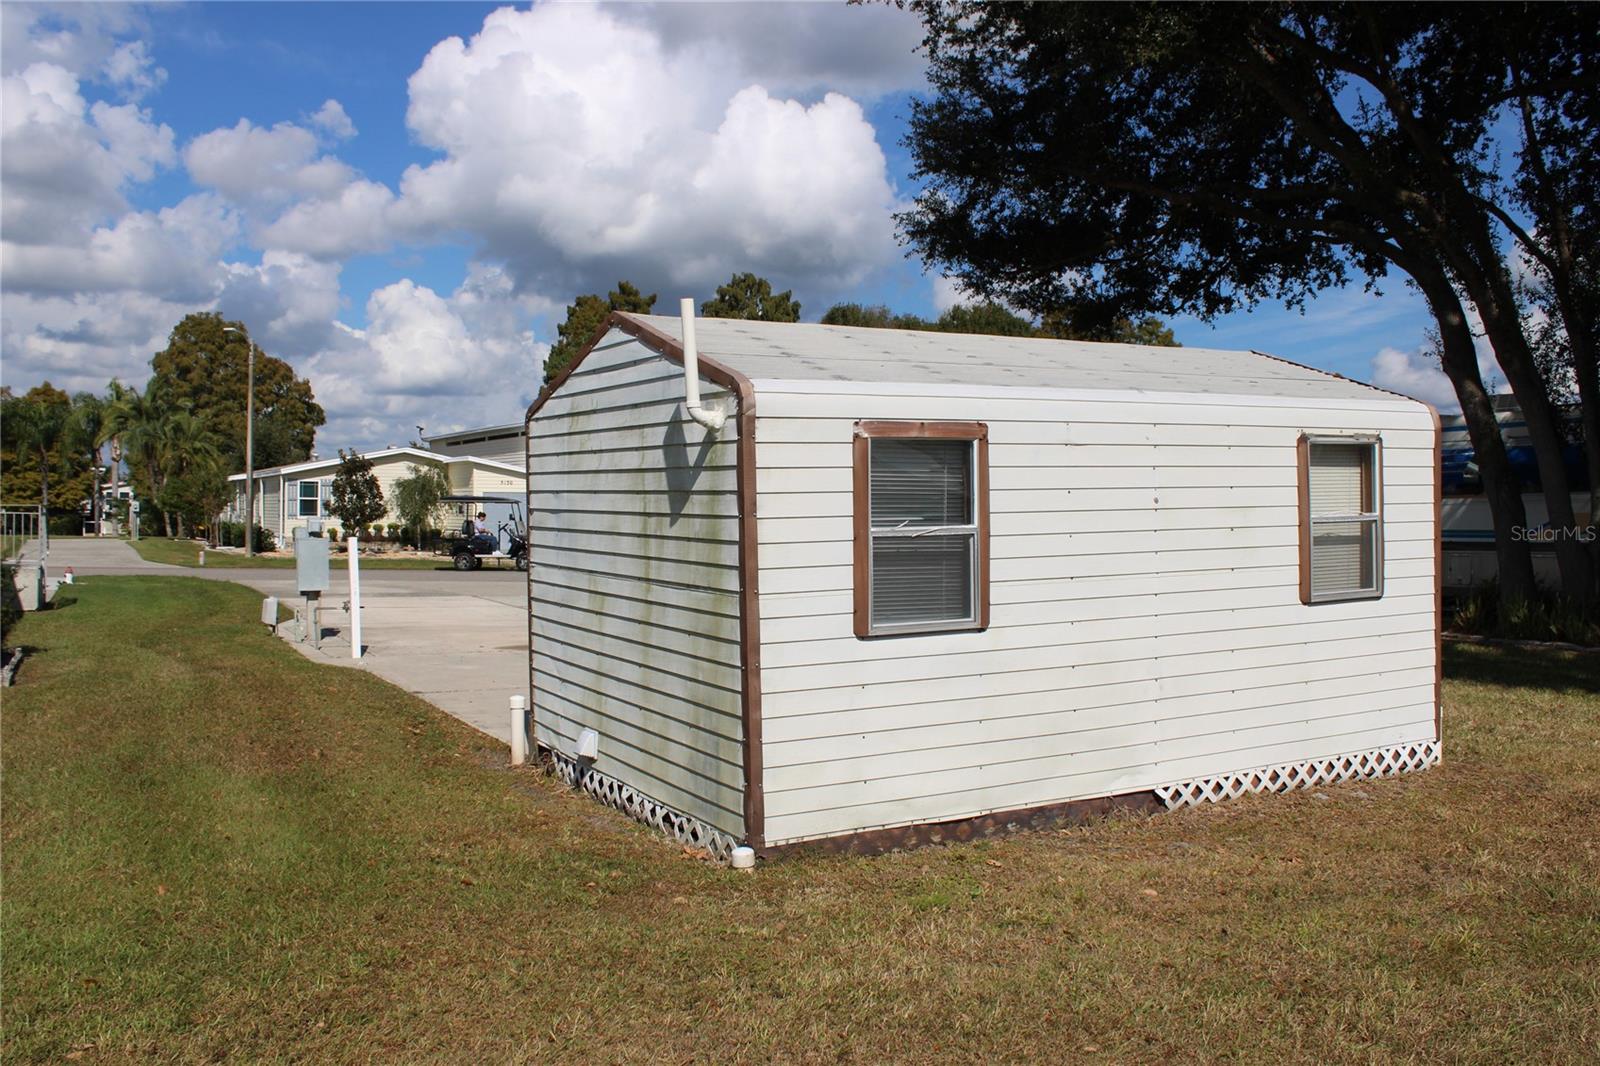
[28, 538, 529, 744]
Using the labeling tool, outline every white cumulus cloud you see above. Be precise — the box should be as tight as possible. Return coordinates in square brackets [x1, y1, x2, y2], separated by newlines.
[184, 118, 355, 207]
[301, 265, 546, 448]
[1, 61, 175, 245]
[103, 39, 165, 101]
[308, 98, 356, 140]
[256, 178, 396, 260]
[393, 3, 901, 299]
[0, 1, 917, 454]
[1371, 346, 1460, 412]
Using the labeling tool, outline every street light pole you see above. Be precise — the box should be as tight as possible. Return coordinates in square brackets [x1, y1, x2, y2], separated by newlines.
[223, 325, 255, 557]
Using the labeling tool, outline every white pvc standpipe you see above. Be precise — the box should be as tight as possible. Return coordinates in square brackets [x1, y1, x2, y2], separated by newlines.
[348, 532, 362, 660]
[679, 298, 726, 432]
[510, 694, 527, 766]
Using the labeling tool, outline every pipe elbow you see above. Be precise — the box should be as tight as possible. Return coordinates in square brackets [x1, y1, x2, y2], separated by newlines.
[686, 404, 727, 432]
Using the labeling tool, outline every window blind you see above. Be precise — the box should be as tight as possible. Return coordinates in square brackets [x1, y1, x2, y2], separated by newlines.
[1309, 443, 1367, 515]
[871, 535, 974, 625]
[870, 439, 972, 526]
[1311, 521, 1375, 594]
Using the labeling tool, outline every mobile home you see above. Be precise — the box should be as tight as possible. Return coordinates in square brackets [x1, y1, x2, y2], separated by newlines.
[227, 447, 525, 544]
[526, 307, 1442, 858]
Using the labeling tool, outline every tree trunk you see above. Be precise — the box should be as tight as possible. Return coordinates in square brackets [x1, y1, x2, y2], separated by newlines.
[1514, 86, 1600, 592]
[37, 453, 50, 535]
[1414, 269, 1540, 605]
[1550, 275, 1600, 596]
[1462, 257, 1594, 603]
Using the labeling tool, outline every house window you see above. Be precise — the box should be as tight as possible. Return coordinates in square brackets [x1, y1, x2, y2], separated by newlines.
[1298, 435, 1383, 603]
[853, 421, 989, 637]
[296, 479, 321, 518]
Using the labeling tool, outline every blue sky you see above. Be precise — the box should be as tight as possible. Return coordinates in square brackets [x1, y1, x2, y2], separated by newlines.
[2, 2, 1461, 452]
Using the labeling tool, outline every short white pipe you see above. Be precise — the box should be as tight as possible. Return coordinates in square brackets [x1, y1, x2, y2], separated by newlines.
[679, 298, 726, 432]
[348, 532, 363, 659]
[510, 694, 528, 766]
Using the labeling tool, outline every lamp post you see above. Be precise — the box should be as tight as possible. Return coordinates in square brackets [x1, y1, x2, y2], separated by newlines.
[223, 325, 255, 557]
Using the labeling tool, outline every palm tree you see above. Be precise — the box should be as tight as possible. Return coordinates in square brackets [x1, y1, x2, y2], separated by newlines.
[103, 381, 231, 537]
[64, 392, 108, 534]
[104, 380, 165, 523]
[154, 409, 222, 538]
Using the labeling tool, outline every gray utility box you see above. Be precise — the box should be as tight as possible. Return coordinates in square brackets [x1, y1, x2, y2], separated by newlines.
[294, 531, 330, 594]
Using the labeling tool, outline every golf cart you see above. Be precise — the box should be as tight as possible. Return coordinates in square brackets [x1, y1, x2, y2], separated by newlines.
[436, 493, 527, 571]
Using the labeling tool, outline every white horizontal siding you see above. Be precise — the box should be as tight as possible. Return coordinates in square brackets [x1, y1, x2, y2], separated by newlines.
[762, 666, 1437, 746]
[760, 417, 1437, 450]
[763, 721, 1434, 844]
[755, 386, 1437, 846]
[529, 330, 745, 838]
[753, 388, 1427, 427]
[761, 557, 1436, 620]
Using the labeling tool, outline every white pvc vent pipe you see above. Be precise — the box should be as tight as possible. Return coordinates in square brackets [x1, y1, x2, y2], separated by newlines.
[679, 298, 727, 432]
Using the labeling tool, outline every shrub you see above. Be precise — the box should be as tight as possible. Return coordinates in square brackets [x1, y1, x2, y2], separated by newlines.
[328, 451, 385, 532]
[214, 521, 275, 554]
[1448, 580, 1600, 646]
[1, 563, 21, 646]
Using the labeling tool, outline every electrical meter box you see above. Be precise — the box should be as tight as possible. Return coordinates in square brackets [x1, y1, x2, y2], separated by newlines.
[294, 530, 330, 594]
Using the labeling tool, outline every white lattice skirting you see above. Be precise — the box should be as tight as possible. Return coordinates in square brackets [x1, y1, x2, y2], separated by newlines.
[545, 750, 740, 861]
[1154, 740, 1441, 810]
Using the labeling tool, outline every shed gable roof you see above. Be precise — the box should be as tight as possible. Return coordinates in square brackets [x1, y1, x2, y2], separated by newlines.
[616, 313, 1404, 405]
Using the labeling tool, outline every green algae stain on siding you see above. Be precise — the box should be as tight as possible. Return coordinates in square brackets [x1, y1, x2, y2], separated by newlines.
[528, 334, 745, 836]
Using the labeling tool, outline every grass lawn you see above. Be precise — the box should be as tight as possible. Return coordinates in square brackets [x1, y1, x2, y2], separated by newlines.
[127, 536, 453, 571]
[3, 579, 1598, 1062]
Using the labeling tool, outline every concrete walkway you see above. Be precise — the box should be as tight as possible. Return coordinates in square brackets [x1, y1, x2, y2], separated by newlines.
[35, 538, 528, 744]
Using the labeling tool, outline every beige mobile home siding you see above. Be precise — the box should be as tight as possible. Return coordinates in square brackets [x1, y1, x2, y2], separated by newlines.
[528, 330, 745, 837]
[754, 385, 1437, 846]
[260, 478, 282, 539]
[463, 463, 524, 496]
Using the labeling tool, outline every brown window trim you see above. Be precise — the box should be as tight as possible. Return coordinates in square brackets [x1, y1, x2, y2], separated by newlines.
[853, 420, 990, 638]
[1297, 433, 1385, 605]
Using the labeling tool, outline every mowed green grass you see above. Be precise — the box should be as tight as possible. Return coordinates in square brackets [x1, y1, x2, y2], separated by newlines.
[3, 579, 1598, 1063]
[128, 536, 452, 570]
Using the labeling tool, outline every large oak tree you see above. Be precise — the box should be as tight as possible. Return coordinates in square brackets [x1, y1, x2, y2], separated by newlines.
[900, 1, 1598, 606]
[149, 313, 324, 473]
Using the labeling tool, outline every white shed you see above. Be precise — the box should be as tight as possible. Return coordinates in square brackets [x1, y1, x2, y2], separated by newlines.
[526, 307, 1441, 858]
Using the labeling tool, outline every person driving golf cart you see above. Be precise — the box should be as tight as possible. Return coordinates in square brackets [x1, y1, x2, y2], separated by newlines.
[440, 493, 527, 572]
[462, 511, 497, 554]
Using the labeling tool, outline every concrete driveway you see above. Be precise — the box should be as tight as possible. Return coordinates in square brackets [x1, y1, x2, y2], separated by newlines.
[34, 538, 528, 744]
